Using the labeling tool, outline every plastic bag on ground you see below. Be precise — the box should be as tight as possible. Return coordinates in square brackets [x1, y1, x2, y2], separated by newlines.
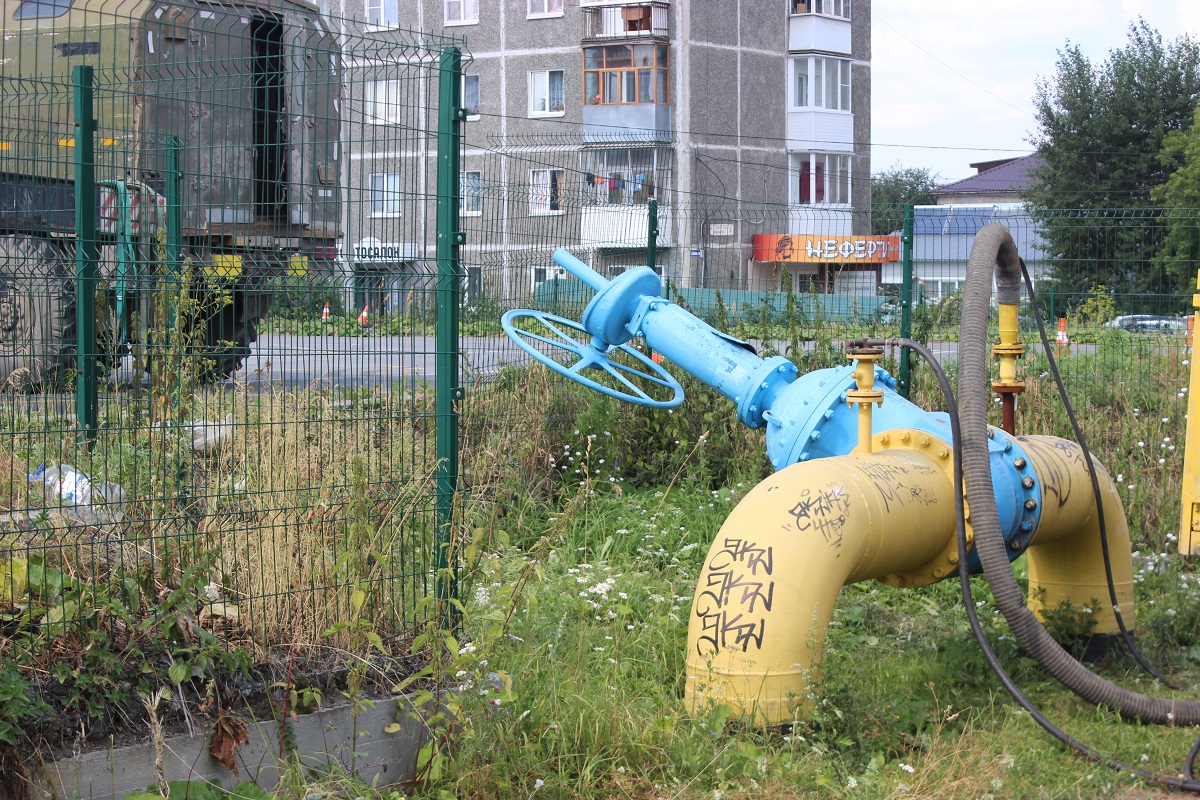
[29, 463, 126, 525]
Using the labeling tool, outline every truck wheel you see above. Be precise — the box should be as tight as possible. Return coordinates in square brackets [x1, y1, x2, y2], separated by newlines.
[0, 235, 75, 390]
[203, 304, 257, 381]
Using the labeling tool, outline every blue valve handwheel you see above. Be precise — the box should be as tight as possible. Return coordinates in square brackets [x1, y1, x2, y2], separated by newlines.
[501, 309, 684, 408]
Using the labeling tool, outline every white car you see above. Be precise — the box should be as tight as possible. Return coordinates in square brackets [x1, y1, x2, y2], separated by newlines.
[1104, 315, 1188, 334]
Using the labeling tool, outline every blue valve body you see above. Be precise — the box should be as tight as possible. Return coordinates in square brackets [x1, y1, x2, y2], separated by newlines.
[532, 249, 1041, 566]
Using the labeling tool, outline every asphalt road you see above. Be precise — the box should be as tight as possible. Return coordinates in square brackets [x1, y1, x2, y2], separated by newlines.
[199, 333, 530, 390]
[103, 334, 1112, 391]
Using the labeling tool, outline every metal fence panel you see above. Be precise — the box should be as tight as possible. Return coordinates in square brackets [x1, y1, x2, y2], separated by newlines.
[0, 0, 464, 740]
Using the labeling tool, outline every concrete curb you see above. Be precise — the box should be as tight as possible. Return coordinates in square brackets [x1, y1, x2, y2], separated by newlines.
[36, 694, 427, 799]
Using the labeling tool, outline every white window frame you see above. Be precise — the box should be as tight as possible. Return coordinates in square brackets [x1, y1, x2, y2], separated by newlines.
[365, 80, 402, 124]
[789, 56, 851, 112]
[444, 0, 478, 25]
[462, 74, 480, 119]
[369, 173, 402, 216]
[531, 266, 548, 290]
[460, 170, 482, 216]
[528, 69, 565, 117]
[527, 0, 563, 18]
[791, 152, 851, 206]
[790, 0, 851, 18]
[529, 169, 565, 215]
[366, 0, 397, 28]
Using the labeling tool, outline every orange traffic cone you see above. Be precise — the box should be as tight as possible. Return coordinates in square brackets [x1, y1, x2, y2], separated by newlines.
[322, 302, 330, 321]
[1056, 317, 1069, 349]
[358, 305, 369, 325]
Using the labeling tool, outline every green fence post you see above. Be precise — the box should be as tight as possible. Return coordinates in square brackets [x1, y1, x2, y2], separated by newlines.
[647, 197, 658, 275]
[73, 65, 98, 445]
[898, 204, 915, 399]
[435, 46, 463, 631]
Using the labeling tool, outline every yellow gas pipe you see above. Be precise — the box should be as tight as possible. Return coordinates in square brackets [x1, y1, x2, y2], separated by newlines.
[993, 303, 1026, 434]
[846, 348, 884, 454]
[685, 433, 1134, 726]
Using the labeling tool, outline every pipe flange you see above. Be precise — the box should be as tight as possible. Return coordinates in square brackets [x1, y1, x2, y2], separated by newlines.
[874, 426, 1041, 588]
[872, 428, 960, 588]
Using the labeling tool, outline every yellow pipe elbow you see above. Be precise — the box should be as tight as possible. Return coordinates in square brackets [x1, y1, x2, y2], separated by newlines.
[1021, 436, 1135, 636]
[685, 449, 956, 726]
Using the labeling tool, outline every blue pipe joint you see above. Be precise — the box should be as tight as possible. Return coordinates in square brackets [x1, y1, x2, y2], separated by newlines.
[551, 249, 662, 349]
[973, 427, 1043, 570]
[736, 357, 799, 430]
[766, 364, 905, 469]
[758, 361, 1040, 570]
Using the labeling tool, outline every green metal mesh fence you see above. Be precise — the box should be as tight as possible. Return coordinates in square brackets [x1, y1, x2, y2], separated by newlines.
[0, 0, 466, 725]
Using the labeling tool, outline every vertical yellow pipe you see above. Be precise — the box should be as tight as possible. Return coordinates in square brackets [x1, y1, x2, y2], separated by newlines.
[1181, 271, 1200, 554]
[997, 303, 1021, 385]
[847, 350, 883, 455]
[856, 404, 873, 453]
[685, 449, 955, 725]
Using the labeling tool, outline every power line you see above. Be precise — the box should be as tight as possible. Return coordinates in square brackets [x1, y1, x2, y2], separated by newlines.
[870, 11, 1037, 122]
[464, 108, 1193, 163]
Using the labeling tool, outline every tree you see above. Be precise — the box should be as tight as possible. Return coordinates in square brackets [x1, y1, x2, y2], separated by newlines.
[1024, 20, 1200, 303]
[870, 163, 941, 235]
[1151, 106, 1200, 288]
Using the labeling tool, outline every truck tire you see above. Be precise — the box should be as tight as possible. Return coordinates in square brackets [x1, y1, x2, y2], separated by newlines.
[203, 302, 256, 381]
[0, 234, 75, 390]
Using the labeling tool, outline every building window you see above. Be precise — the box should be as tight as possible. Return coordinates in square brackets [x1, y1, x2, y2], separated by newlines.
[581, 147, 671, 206]
[366, 0, 397, 27]
[365, 80, 402, 124]
[790, 0, 850, 19]
[530, 169, 564, 214]
[528, 0, 562, 17]
[461, 171, 482, 215]
[370, 173, 402, 216]
[529, 70, 565, 116]
[444, 0, 478, 24]
[790, 56, 851, 111]
[13, 0, 74, 18]
[584, 43, 668, 105]
[793, 153, 851, 205]
[463, 74, 480, 118]
[464, 266, 483, 302]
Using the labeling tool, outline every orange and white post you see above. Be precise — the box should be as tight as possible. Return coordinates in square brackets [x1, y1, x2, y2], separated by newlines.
[358, 305, 370, 325]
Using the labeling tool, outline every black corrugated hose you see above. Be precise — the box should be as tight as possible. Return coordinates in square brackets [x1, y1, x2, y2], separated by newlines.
[958, 223, 1199, 725]
[853, 334, 1200, 792]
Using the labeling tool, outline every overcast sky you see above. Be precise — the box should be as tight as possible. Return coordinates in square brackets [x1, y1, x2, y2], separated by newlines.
[869, 1, 1200, 184]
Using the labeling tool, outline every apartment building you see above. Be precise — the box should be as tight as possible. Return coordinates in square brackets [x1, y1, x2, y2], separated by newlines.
[331, 0, 875, 309]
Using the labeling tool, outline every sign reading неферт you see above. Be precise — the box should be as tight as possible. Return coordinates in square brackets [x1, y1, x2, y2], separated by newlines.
[751, 234, 901, 264]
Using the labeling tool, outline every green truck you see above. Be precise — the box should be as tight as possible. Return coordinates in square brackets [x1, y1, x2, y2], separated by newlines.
[0, 0, 342, 384]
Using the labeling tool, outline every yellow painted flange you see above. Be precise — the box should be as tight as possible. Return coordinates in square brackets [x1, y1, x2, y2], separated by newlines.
[872, 428, 971, 588]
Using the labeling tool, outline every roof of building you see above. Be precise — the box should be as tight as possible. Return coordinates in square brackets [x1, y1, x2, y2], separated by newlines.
[911, 203, 1048, 262]
[932, 154, 1045, 198]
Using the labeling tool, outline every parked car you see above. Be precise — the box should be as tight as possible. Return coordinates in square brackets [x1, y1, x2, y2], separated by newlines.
[1104, 315, 1188, 334]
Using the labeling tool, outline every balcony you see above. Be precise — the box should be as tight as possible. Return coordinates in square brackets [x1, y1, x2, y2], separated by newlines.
[583, 2, 670, 42]
[786, 109, 853, 153]
[582, 103, 672, 143]
[788, 13, 850, 54]
[582, 203, 672, 248]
